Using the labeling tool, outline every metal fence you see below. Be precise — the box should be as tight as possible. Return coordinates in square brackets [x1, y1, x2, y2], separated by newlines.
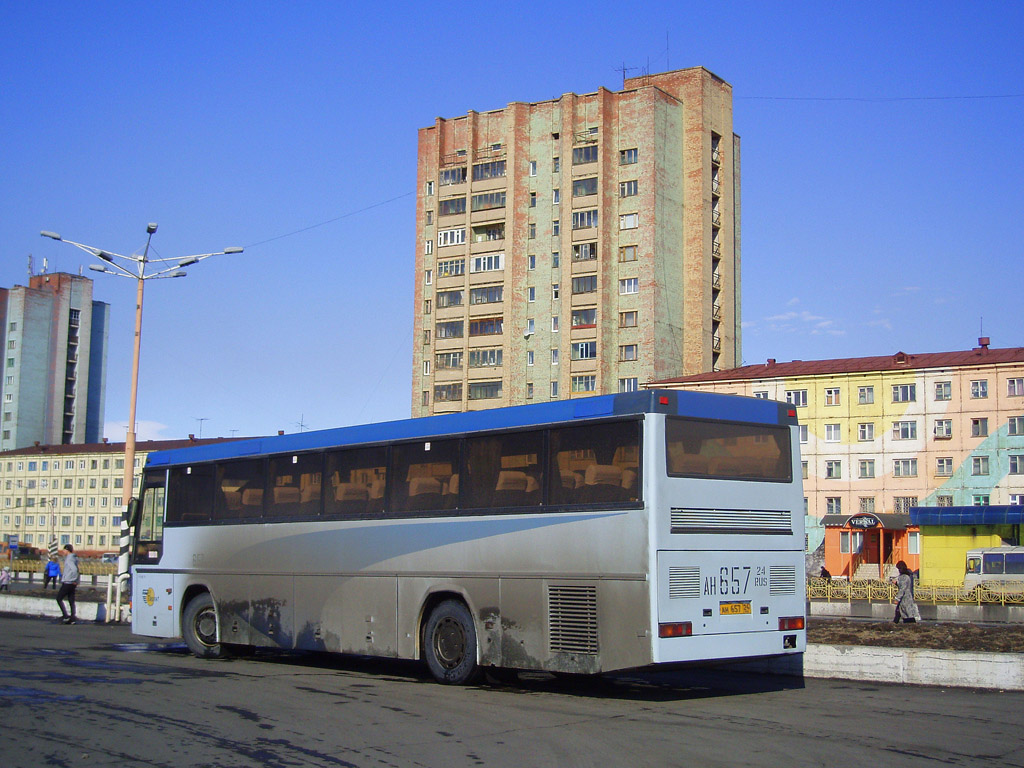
[808, 577, 1024, 605]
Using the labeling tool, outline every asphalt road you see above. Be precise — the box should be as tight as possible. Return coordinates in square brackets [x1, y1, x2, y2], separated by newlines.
[2, 614, 1022, 768]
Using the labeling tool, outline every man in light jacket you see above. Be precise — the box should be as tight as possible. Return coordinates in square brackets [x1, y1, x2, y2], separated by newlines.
[56, 544, 80, 624]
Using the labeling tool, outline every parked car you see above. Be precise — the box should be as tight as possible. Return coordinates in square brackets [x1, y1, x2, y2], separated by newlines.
[100, 553, 118, 564]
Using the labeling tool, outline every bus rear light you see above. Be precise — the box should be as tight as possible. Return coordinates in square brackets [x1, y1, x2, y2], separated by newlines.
[659, 396, 669, 405]
[787, 408, 797, 418]
[778, 616, 804, 631]
[659, 622, 692, 638]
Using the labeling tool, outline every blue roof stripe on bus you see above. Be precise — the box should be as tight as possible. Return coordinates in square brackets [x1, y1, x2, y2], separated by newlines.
[146, 389, 783, 467]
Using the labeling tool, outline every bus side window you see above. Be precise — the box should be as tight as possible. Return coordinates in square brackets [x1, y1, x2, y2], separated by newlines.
[1005, 553, 1024, 575]
[983, 554, 1004, 574]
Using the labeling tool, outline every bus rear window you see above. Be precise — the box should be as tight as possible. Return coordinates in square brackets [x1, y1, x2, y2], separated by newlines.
[666, 417, 791, 482]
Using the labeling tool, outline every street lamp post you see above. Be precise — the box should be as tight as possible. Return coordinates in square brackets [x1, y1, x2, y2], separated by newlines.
[40, 225, 243, 587]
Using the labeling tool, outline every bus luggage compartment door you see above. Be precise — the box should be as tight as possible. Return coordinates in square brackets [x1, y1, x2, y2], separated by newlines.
[133, 570, 176, 637]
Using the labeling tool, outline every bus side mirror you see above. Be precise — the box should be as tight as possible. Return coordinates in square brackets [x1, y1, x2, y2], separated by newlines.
[126, 498, 139, 528]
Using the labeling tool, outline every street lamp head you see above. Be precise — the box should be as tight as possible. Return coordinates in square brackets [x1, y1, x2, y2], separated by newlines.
[96, 251, 114, 262]
[223, 246, 244, 254]
[146, 223, 158, 234]
[169, 270, 187, 278]
[40, 230, 61, 241]
[88, 265, 110, 273]
[178, 257, 199, 267]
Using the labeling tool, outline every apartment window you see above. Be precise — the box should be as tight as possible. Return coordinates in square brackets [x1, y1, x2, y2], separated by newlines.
[619, 213, 638, 230]
[934, 419, 953, 439]
[619, 245, 637, 263]
[1009, 416, 1024, 436]
[526, 319, 535, 335]
[619, 180, 638, 197]
[528, 223, 536, 239]
[937, 495, 954, 507]
[786, 390, 808, 408]
[435, 321, 464, 339]
[527, 350, 534, 366]
[551, 316, 559, 332]
[438, 228, 465, 247]
[470, 252, 504, 273]
[935, 457, 953, 476]
[553, 157, 560, 173]
[573, 242, 597, 261]
[618, 378, 638, 393]
[552, 220, 560, 237]
[970, 379, 988, 399]
[825, 460, 842, 479]
[799, 425, 808, 443]
[858, 386, 874, 404]
[893, 458, 918, 477]
[619, 344, 638, 362]
[438, 196, 466, 216]
[436, 258, 465, 278]
[892, 420, 917, 440]
[528, 255, 536, 270]
[572, 145, 598, 165]
[823, 424, 840, 442]
[572, 341, 597, 360]
[824, 388, 840, 406]
[471, 191, 506, 212]
[434, 383, 463, 403]
[971, 418, 989, 437]
[424, 269, 432, 285]
[619, 278, 638, 295]
[526, 383, 534, 399]
[800, 461, 808, 479]
[572, 308, 597, 328]
[551, 349, 559, 365]
[572, 275, 597, 294]
[754, 391, 769, 399]
[468, 348, 503, 368]
[439, 167, 466, 187]
[973, 494, 990, 506]
[1012, 494, 1024, 505]
[529, 160, 537, 176]
[1009, 455, 1024, 475]
[858, 423, 874, 441]
[859, 459, 875, 479]
[436, 290, 463, 308]
[527, 286, 536, 303]
[1009, 378, 1024, 397]
[840, 530, 862, 554]
[571, 209, 598, 230]
[572, 177, 598, 197]
[827, 497, 842, 515]
[422, 359, 431, 376]
[553, 189, 560, 204]
[972, 456, 990, 476]
[571, 375, 597, 393]
[892, 384, 916, 403]
[425, 181, 434, 196]
[619, 311, 637, 328]
[619, 148, 638, 165]
[859, 497, 876, 514]
[550, 381, 559, 398]
[422, 299, 431, 315]
[435, 351, 463, 370]
[552, 284, 559, 300]
[469, 317, 503, 337]
[893, 497, 918, 514]
[472, 160, 506, 181]
[934, 381, 952, 401]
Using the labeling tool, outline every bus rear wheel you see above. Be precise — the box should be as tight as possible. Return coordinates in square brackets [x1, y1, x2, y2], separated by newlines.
[183, 593, 228, 660]
[423, 600, 479, 685]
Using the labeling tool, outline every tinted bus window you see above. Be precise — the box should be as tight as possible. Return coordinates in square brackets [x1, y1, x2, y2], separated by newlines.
[464, 430, 544, 509]
[1006, 553, 1024, 575]
[267, 453, 322, 518]
[666, 417, 791, 482]
[324, 446, 387, 519]
[391, 439, 460, 514]
[215, 459, 265, 520]
[983, 553, 1005, 574]
[166, 464, 216, 524]
[548, 420, 640, 506]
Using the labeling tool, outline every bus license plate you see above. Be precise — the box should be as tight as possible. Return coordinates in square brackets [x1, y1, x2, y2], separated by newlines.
[720, 602, 751, 616]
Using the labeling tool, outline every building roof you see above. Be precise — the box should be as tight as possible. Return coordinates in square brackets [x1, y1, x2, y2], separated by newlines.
[0, 437, 250, 458]
[821, 513, 915, 530]
[651, 345, 1024, 385]
[911, 506, 1024, 526]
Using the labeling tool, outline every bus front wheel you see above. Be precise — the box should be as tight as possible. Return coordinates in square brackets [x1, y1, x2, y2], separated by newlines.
[183, 593, 228, 660]
[423, 600, 479, 685]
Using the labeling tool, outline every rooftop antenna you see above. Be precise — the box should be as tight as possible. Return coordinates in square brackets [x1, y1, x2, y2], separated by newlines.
[194, 417, 209, 439]
[27, 254, 33, 279]
[295, 414, 309, 433]
[666, 31, 670, 71]
[615, 62, 637, 88]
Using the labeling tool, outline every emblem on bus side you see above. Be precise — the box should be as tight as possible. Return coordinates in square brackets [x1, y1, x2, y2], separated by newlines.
[144, 587, 156, 607]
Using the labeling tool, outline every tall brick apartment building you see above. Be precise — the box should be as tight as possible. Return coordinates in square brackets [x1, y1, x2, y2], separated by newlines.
[412, 67, 739, 415]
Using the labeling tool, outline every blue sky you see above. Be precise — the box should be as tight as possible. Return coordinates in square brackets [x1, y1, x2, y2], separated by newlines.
[3, 1, 1022, 441]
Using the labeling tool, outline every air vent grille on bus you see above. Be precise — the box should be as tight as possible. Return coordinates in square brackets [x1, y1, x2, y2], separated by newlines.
[548, 585, 599, 655]
[668, 566, 701, 599]
[769, 566, 798, 595]
[670, 508, 792, 535]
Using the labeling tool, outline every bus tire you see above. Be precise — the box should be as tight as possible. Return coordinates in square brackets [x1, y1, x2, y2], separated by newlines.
[183, 593, 228, 660]
[423, 599, 479, 685]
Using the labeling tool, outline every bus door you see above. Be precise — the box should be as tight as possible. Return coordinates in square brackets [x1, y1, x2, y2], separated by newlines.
[132, 471, 175, 637]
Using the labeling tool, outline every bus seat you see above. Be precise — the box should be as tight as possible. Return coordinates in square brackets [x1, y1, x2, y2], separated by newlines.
[334, 483, 369, 502]
[223, 489, 242, 510]
[585, 464, 623, 487]
[496, 470, 528, 491]
[409, 477, 442, 496]
[241, 488, 263, 507]
[274, 487, 301, 504]
[444, 474, 459, 495]
[369, 478, 386, 499]
[524, 474, 540, 493]
[621, 469, 637, 490]
[560, 470, 582, 489]
[581, 464, 629, 504]
[301, 485, 321, 503]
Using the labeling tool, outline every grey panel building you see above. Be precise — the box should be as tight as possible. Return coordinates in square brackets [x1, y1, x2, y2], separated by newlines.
[1, 272, 109, 450]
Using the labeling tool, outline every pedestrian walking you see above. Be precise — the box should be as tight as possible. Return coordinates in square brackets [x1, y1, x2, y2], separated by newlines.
[43, 557, 61, 589]
[55, 544, 80, 624]
[0, 565, 11, 592]
[893, 560, 920, 624]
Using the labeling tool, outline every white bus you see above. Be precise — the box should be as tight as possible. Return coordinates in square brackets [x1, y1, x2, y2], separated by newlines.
[964, 546, 1024, 591]
[130, 390, 805, 684]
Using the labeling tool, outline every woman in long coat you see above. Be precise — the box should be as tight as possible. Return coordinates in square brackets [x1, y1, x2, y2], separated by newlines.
[893, 560, 920, 623]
